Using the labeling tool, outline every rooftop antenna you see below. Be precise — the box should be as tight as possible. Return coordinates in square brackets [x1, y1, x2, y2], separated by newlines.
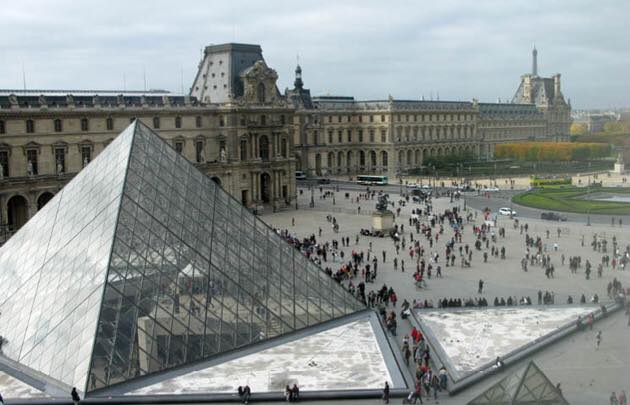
[22, 62, 27, 90]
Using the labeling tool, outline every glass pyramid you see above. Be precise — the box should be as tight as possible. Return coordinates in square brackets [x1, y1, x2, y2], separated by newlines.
[0, 121, 364, 394]
[468, 361, 569, 405]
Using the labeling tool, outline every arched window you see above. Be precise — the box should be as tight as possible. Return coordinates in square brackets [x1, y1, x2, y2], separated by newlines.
[257, 82, 266, 103]
[175, 116, 182, 128]
[240, 139, 248, 161]
[80, 118, 89, 132]
[54, 119, 63, 132]
[259, 135, 269, 160]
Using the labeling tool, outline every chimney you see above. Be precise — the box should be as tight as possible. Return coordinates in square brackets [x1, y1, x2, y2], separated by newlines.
[553, 74, 561, 97]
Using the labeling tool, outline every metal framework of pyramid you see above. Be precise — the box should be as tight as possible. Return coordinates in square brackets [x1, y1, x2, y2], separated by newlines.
[0, 121, 364, 394]
[468, 361, 569, 405]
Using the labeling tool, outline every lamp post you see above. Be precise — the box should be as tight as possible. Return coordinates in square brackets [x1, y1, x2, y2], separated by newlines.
[309, 178, 315, 208]
[586, 175, 591, 226]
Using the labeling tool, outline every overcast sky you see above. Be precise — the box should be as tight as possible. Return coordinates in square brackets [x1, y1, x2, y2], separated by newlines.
[1, 0, 628, 109]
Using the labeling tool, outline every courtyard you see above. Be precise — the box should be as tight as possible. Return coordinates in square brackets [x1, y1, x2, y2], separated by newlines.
[257, 182, 630, 404]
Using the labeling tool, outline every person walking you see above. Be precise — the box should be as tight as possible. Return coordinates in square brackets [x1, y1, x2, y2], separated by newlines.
[618, 390, 627, 405]
[596, 330, 602, 350]
[382, 381, 390, 404]
[71, 388, 81, 405]
[478, 279, 484, 294]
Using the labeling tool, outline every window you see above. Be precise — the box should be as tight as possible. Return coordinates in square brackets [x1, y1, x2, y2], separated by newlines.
[196, 140, 204, 162]
[381, 130, 387, 143]
[369, 115, 374, 123]
[259, 135, 269, 160]
[381, 115, 385, 122]
[257, 82, 266, 103]
[80, 118, 89, 132]
[348, 130, 352, 143]
[153, 117, 160, 129]
[54, 148, 65, 173]
[175, 141, 184, 154]
[26, 119, 35, 133]
[0, 151, 9, 177]
[338, 130, 342, 143]
[280, 115, 285, 125]
[328, 116, 332, 123]
[27, 149, 38, 175]
[260, 115, 266, 125]
[195, 116, 202, 128]
[369, 129, 375, 142]
[328, 130, 333, 144]
[240, 115, 246, 126]
[219, 116, 225, 127]
[81, 146, 91, 167]
[0, 120, 5, 134]
[175, 116, 182, 129]
[106, 117, 114, 130]
[281, 138, 287, 157]
[240, 139, 247, 161]
[54, 119, 62, 132]
[358, 130, 363, 142]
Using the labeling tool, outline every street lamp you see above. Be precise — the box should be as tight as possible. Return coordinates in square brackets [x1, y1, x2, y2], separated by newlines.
[586, 174, 591, 226]
[309, 178, 315, 208]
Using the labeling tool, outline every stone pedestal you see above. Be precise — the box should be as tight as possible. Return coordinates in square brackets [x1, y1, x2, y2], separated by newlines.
[613, 163, 626, 174]
[372, 210, 395, 231]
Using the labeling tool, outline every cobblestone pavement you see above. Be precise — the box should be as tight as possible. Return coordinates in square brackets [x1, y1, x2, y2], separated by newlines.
[256, 185, 630, 405]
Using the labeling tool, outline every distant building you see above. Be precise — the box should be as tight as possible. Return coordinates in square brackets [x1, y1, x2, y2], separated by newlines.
[586, 114, 617, 133]
[290, 48, 571, 177]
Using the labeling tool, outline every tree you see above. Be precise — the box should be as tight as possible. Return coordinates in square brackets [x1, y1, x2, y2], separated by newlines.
[570, 123, 588, 135]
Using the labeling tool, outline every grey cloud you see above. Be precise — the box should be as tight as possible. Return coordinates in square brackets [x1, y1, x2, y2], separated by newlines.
[0, 0, 628, 108]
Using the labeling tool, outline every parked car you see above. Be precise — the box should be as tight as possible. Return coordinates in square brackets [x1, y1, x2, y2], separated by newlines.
[499, 207, 517, 216]
[485, 187, 500, 192]
[317, 178, 331, 184]
[295, 171, 307, 180]
[540, 212, 567, 221]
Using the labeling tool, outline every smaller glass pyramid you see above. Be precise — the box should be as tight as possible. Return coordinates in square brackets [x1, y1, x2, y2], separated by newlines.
[468, 361, 569, 405]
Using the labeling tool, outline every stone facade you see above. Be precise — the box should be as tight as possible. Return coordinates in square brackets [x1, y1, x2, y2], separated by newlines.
[290, 48, 571, 177]
[0, 44, 296, 234]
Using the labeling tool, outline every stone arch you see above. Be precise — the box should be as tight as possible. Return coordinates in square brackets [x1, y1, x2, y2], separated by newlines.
[359, 150, 366, 169]
[315, 153, 322, 176]
[381, 151, 388, 168]
[260, 172, 272, 203]
[7, 194, 29, 231]
[210, 176, 222, 186]
[337, 151, 344, 173]
[347, 150, 353, 173]
[37, 191, 55, 211]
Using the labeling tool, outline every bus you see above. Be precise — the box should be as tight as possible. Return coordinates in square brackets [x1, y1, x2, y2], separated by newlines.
[357, 175, 388, 185]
